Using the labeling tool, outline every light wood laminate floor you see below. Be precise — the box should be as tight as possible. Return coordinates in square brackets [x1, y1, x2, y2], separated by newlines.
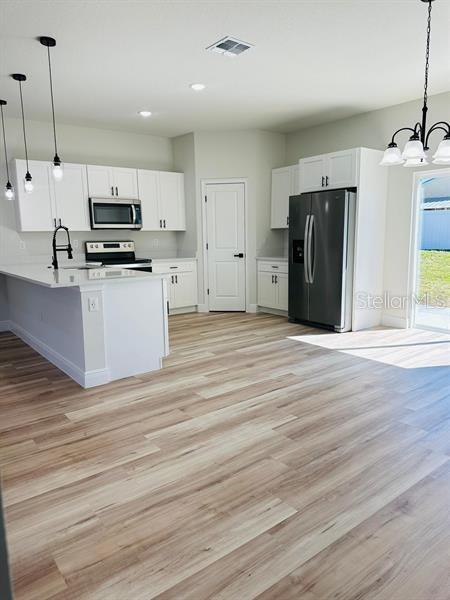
[1, 312, 450, 600]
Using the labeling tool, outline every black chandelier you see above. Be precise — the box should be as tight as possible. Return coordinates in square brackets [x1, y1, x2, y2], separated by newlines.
[380, 0, 450, 167]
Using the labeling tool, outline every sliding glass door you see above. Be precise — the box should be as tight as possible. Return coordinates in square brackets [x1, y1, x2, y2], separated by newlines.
[413, 173, 450, 332]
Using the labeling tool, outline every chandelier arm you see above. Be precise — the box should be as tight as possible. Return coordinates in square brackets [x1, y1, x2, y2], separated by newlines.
[390, 127, 417, 145]
[424, 122, 450, 150]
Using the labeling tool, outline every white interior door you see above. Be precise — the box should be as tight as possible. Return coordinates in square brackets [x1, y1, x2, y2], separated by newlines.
[206, 183, 246, 311]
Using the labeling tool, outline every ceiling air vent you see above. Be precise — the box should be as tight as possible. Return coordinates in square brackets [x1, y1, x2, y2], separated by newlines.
[206, 36, 253, 58]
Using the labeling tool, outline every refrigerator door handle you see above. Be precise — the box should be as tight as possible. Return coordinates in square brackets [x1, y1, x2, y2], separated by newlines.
[308, 215, 315, 283]
[304, 215, 310, 283]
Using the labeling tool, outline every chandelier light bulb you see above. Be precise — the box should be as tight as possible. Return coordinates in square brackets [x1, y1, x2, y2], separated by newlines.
[403, 157, 429, 168]
[402, 138, 427, 161]
[380, 144, 404, 166]
[432, 137, 450, 164]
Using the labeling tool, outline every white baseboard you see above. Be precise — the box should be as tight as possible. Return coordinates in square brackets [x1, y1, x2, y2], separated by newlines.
[0, 320, 12, 332]
[381, 313, 408, 329]
[10, 322, 110, 388]
[197, 303, 209, 313]
[247, 304, 258, 314]
[257, 306, 288, 317]
[169, 306, 198, 315]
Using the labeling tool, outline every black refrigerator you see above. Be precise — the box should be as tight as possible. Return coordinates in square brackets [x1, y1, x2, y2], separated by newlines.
[288, 188, 356, 332]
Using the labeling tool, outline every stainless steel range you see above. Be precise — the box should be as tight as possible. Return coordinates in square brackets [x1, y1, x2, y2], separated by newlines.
[85, 241, 152, 272]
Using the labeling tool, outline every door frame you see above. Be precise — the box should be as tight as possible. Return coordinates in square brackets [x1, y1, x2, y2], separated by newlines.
[407, 167, 450, 331]
[200, 178, 249, 312]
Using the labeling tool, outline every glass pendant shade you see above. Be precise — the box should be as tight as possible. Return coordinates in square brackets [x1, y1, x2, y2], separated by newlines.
[52, 162, 63, 181]
[5, 182, 14, 200]
[432, 138, 450, 164]
[402, 139, 427, 161]
[403, 157, 429, 168]
[380, 145, 404, 166]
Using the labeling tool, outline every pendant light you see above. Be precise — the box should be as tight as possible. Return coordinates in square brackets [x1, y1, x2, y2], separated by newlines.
[380, 0, 450, 167]
[39, 36, 63, 181]
[11, 74, 33, 193]
[0, 100, 14, 200]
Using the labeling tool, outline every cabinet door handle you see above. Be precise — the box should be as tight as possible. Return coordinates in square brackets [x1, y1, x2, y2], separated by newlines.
[169, 266, 178, 269]
[111, 186, 114, 196]
[163, 219, 166, 228]
[275, 275, 278, 284]
[321, 176, 325, 187]
[53, 218, 56, 228]
[115, 186, 119, 196]
[286, 216, 289, 226]
[325, 176, 329, 187]
[175, 275, 178, 284]
[160, 219, 162, 228]
[271, 275, 274, 284]
[171, 275, 174, 284]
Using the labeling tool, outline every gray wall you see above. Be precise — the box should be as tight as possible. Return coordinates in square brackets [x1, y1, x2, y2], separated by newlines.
[286, 91, 450, 325]
[192, 130, 286, 307]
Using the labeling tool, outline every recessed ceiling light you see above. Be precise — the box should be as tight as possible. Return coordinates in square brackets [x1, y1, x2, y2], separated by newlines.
[189, 83, 205, 91]
[138, 110, 152, 117]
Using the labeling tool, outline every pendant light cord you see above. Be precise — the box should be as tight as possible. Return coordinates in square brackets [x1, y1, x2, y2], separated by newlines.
[18, 81, 30, 173]
[423, 0, 432, 108]
[46, 46, 58, 157]
[0, 104, 11, 181]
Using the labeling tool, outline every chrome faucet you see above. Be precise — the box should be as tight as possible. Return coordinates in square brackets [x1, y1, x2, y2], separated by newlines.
[52, 223, 73, 270]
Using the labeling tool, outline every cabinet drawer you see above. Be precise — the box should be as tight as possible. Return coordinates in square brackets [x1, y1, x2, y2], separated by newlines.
[152, 261, 196, 274]
[257, 261, 288, 274]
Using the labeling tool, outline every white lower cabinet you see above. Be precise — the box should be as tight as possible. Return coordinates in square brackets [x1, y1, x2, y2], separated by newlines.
[151, 261, 198, 312]
[257, 260, 288, 312]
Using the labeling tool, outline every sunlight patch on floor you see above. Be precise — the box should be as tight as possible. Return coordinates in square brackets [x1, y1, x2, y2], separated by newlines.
[288, 327, 450, 369]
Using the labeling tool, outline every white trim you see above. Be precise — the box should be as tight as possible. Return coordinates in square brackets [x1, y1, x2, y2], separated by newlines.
[381, 314, 408, 329]
[9, 321, 110, 388]
[197, 303, 209, 313]
[408, 167, 450, 330]
[0, 320, 12, 332]
[200, 178, 249, 312]
[169, 306, 197, 315]
[257, 306, 287, 317]
[247, 303, 258, 314]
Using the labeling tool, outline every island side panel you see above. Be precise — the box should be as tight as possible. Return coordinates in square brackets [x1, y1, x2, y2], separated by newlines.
[102, 278, 167, 381]
[5, 277, 87, 383]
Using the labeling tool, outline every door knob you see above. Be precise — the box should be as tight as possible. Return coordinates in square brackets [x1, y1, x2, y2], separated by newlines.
[233, 253, 244, 258]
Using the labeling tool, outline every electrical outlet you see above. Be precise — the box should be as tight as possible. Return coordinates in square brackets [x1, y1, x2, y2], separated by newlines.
[73, 239, 79, 249]
[19, 240, 26, 250]
[88, 297, 99, 312]
[153, 239, 159, 247]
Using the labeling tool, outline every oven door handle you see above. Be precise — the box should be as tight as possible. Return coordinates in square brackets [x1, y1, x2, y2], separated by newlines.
[131, 204, 136, 226]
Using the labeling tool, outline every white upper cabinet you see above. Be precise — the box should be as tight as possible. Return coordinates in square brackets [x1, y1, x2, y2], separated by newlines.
[51, 163, 90, 231]
[270, 164, 299, 229]
[138, 170, 185, 231]
[112, 167, 139, 199]
[14, 159, 90, 232]
[159, 172, 185, 230]
[13, 160, 54, 232]
[137, 169, 160, 231]
[327, 149, 358, 189]
[299, 149, 358, 193]
[86, 165, 138, 199]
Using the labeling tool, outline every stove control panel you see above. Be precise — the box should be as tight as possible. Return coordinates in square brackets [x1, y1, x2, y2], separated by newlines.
[86, 241, 135, 253]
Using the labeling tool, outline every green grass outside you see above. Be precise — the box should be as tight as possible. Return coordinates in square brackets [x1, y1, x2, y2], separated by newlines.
[418, 250, 450, 306]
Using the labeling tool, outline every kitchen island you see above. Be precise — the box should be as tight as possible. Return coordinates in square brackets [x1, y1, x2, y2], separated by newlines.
[0, 265, 168, 388]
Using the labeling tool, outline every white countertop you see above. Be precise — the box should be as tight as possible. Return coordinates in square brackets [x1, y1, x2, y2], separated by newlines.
[0, 264, 163, 288]
[256, 256, 288, 262]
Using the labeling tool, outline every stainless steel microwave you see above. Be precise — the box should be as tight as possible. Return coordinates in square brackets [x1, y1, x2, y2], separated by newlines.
[89, 197, 142, 230]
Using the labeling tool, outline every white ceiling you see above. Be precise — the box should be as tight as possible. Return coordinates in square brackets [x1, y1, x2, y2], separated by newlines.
[1, 0, 449, 138]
